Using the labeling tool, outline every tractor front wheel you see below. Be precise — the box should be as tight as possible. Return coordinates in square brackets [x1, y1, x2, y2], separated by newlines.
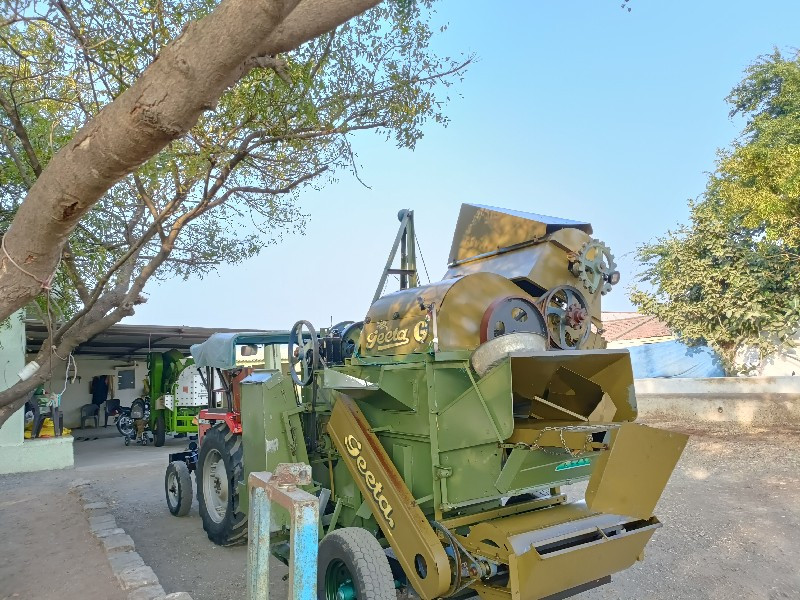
[318, 528, 396, 600]
[165, 460, 193, 517]
[197, 422, 247, 546]
[154, 411, 166, 447]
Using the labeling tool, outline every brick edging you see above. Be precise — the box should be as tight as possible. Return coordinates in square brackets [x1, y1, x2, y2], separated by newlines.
[70, 479, 194, 600]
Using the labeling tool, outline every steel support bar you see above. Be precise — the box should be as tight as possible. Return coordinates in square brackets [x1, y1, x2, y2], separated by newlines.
[247, 464, 319, 600]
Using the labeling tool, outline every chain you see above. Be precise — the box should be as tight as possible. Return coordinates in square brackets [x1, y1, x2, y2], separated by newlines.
[513, 424, 619, 458]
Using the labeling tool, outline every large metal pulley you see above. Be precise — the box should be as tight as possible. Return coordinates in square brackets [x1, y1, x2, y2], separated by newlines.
[479, 296, 547, 344]
[540, 285, 591, 349]
[288, 320, 319, 387]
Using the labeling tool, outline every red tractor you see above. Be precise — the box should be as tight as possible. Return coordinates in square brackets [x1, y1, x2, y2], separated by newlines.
[164, 331, 291, 544]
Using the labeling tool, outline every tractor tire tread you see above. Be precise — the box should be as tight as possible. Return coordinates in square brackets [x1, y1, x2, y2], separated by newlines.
[197, 422, 247, 546]
[165, 460, 193, 517]
[318, 527, 395, 600]
[154, 411, 166, 447]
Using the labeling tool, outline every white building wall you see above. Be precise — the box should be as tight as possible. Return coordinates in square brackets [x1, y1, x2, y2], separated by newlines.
[0, 311, 73, 474]
[735, 336, 800, 376]
[0, 312, 26, 447]
[45, 357, 150, 428]
[753, 332, 800, 376]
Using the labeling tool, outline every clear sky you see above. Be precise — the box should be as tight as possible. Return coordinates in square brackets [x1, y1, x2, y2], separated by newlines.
[126, 0, 800, 331]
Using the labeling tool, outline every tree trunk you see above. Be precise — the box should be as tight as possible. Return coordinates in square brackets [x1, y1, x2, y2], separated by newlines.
[0, 0, 382, 321]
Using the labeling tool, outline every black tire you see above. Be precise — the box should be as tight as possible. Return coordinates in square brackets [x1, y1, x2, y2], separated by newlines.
[117, 413, 134, 438]
[197, 422, 247, 546]
[165, 461, 193, 517]
[154, 411, 166, 447]
[318, 528, 396, 600]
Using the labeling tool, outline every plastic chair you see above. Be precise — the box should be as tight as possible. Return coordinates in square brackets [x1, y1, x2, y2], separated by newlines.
[104, 398, 121, 427]
[24, 396, 43, 439]
[80, 404, 99, 428]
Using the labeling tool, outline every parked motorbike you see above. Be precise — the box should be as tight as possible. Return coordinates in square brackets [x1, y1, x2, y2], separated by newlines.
[111, 405, 133, 438]
[124, 397, 153, 446]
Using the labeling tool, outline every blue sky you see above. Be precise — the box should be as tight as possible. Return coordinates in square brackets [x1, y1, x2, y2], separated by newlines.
[127, 0, 800, 330]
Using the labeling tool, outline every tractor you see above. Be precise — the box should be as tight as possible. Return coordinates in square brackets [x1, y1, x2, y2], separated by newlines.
[165, 204, 688, 600]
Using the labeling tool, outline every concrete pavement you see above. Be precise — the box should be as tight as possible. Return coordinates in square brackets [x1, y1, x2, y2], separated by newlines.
[2, 421, 799, 599]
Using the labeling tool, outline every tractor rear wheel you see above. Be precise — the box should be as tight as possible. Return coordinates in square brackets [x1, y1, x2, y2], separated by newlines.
[165, 460, 193, 517]
[154, 411, 166, 447]
[318, 528, 396, 600]
[197, 422, 247, 546]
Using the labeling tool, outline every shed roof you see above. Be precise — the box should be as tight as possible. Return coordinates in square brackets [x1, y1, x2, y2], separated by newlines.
[25, 320, 275, 357]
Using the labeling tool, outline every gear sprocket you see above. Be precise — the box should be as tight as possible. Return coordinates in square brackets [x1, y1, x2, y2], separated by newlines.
[569, 239, 618, 295]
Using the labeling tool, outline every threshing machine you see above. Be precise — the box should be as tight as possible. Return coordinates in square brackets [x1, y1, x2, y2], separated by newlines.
[167, 204, 688, 600]
[146, 349, 203, 446]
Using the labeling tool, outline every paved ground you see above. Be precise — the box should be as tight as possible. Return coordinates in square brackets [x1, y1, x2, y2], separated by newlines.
[1, 421, 798, 600]
[72, 429, 286, 599]
[0, 466, 127, 600]
[582, 421, 800, 600]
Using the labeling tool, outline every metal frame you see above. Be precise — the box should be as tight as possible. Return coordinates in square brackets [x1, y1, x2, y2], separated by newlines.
[247, 464, 319, 600]
[372, 209, 418, 303]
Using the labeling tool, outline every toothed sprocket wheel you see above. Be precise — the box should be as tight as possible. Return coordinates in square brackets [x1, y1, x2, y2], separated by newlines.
[569, 239, 618, 295]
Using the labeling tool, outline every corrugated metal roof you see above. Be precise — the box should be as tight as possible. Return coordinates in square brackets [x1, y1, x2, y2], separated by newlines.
[25, 320, 273, 357]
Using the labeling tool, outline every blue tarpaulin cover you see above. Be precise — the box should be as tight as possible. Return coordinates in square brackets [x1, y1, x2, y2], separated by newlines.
[626, 339, 724, 379]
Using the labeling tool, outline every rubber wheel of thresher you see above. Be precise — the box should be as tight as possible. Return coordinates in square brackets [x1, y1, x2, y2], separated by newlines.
[154, 411, 166, 447]
[318, 528, 396, 600]
[196, 422, 247, 546]
[165, 460, 193, 517]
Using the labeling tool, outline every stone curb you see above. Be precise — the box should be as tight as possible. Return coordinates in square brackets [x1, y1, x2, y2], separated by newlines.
[70, 479, 195, 600]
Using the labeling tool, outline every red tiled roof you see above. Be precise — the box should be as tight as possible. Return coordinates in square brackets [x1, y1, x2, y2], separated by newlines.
[600, 312, 672, 342]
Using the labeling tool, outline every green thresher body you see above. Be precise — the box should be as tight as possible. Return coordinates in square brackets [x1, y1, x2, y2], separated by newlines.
[196, 204, 687, 600]
[148, 349, 200, 436]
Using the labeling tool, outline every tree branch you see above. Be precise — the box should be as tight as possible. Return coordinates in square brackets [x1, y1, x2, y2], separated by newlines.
[0, 129, 33, 189]
[0, 0, 383, 322]
[133, 174, 167, 242]
[205, 165, 328, 211]
[0, 91, 43, 176]
[61, 241, 90, 304]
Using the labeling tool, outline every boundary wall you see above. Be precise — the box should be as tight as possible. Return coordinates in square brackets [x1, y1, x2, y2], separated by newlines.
[635, 376, 800, 425]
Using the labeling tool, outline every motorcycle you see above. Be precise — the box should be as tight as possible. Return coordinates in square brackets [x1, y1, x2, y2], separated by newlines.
[123, 397, 153, 446]
[111, 405, 133, 438]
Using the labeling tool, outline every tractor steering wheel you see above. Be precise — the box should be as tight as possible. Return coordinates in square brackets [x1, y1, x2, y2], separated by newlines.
[288, 320, 319, 387]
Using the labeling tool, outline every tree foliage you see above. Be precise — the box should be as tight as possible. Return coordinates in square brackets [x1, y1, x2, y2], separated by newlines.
[631, 50, 800, 373]
[0, 0, 469, 421]
[717, 49, 800, 244]
[631, 200, 800, 372]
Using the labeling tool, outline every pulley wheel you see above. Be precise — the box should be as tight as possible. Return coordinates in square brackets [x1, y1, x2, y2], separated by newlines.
[479, 296, 547, 344]
[288, 320, 319, 387]
[340, 321, 363, 359]
[540, 285, 591, 349]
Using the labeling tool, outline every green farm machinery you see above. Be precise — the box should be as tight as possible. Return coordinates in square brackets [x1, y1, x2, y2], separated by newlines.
[147, 349, 202, 446]
[166, 204, 688, 600]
